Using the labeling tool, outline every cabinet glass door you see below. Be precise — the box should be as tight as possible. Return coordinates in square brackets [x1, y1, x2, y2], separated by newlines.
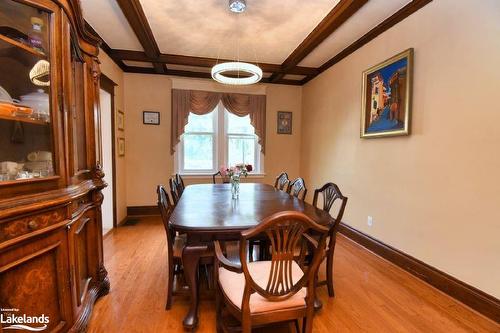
[0, 0, 55, 183]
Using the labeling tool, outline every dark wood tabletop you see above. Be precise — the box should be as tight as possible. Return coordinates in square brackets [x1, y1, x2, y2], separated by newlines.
[170, 183, 332, 233]
[169, 183, 333, 330]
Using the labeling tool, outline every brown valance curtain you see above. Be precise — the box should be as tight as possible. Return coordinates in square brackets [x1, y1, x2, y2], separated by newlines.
[171, 89, 266, 154]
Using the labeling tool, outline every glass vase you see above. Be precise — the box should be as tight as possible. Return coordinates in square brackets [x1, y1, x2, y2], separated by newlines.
[231, 176, 240, 199]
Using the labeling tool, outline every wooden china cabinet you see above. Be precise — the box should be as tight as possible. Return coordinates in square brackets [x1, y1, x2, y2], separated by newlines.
[0, 0, 108, 332]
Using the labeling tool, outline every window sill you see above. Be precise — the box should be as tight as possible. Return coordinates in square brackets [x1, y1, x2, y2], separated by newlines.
[175, 173, 266, 179]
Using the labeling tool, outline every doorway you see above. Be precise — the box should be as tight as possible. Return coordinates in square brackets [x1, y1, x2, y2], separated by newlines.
[100, 75, 117, 235]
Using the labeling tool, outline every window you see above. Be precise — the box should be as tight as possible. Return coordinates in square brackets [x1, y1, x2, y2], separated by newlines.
[181, 111, 217, 172]
[177, 103, 262, 174]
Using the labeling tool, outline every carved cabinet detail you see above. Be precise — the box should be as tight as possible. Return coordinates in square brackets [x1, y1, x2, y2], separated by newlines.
[0, 0, 107, 332]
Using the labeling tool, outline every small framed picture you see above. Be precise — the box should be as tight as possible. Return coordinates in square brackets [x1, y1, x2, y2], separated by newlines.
[143, 111, 160, 125]
[277, 111, 292, 134]
[117, 110, 125, 131]
[118, 138, 125, 156]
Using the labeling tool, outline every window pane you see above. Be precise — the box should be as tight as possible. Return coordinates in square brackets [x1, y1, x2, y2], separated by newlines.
[227, 112, 254, 134]
[228, 136, 255, 167]
[183, 134, 213, 170]
[185, 112, 214, 133]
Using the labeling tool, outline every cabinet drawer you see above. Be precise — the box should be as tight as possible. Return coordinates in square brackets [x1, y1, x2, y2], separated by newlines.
[71, 194, 92, 213]
[0, 207, 67, 243]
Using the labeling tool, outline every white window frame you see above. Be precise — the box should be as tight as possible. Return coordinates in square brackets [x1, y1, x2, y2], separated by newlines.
[176, 102, 264, 176]
[177, 107, 219, 175]
[223, 110, 262, 174]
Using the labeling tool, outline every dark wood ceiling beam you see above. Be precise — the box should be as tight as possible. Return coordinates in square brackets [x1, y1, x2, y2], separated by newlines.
[122, 66, 303, 86]
[115, 0, 165, 74]
[270, 0, 369, 82]
[300, 0, 433, 85]
[109, 49, 318, 76]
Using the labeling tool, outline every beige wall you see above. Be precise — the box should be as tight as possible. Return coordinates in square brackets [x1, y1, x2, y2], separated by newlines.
[123, 74, 302, 206]
[300, 0, 500, 298]
[98, 50, 127, 223]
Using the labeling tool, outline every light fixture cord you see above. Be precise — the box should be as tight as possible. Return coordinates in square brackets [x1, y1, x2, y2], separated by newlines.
[236, 9, 241, 79]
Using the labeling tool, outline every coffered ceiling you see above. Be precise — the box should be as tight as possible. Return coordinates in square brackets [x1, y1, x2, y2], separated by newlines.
[81, 0, 433, 85]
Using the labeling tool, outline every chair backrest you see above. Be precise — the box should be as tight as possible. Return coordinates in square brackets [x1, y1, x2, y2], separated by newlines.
[239, 211, 329, 302]
[175, 174, 185, 194]
[212, 171, 230, 184]
[169, 177, 180, 204]
[157, 185, 175, 257]
[287, 177, 307, 200]
[274, 172, 289, 191]
[312, 182, 348, 231]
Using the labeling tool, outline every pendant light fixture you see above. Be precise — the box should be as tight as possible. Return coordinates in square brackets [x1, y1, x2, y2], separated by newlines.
[211, 0, 262, 85]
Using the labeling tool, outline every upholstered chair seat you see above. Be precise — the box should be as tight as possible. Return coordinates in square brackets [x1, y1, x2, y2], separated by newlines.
[218, 260, 307, 313]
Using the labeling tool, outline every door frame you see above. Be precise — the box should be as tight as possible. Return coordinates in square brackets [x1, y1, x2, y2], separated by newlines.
[100, 74, 118, 228]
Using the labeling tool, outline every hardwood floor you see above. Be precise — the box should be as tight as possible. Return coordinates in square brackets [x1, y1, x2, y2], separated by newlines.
[88, 216, 499, 332]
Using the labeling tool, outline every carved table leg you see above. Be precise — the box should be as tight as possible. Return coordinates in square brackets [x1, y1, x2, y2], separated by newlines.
[182, 245, 206, 330]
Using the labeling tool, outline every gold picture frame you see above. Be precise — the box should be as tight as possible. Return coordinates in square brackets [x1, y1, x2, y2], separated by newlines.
[361, 48, 413, 138]
[117, 110, 125, 131]
[118, 137, 125, 156]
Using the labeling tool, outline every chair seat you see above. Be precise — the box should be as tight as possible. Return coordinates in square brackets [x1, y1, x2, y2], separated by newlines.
[219, 260, 307, 314]
[173, 234, 187, 258]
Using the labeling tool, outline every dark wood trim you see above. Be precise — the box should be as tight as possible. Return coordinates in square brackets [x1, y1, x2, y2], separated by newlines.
[122, 66, 303, 85]
[88, 0, 432, 86]
[100, 74, 118, 229]
[115, 0, 165, 73]
[338, 222, 500, 323]
[302, 0, 433, 84]
[111, 49, 318, 76]
[127, 205, 160, 217]
[270, 0, 368, 82]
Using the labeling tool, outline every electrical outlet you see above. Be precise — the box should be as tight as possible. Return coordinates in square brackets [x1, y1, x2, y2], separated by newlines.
[367, 216, 374, 227]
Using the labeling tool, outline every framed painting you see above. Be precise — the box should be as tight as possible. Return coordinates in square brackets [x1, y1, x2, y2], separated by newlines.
[118, 138, 125, 156]
[361, 48, 413, 138]
[277, 111, 292, 134]
[117, 110, 124, 131]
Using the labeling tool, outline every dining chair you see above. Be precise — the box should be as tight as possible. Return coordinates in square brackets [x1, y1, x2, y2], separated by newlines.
[213, 171, 230, 184]
[287, 177, 307, 200]
[312, 182, 348, 297]
[274, 172, 290, 191]
[169, 177, 180, 204]
[214, 211, 329, 333]
[157, 185, 186, 310]
[175, 174, 185, 194]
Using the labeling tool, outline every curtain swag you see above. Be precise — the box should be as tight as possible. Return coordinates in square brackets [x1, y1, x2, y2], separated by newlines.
[171, 89, 266, 155]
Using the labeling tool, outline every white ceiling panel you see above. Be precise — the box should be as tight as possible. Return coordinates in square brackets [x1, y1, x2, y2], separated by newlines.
[140, 0, 340, 64]
[299, 0, 411, 67]
[81, 0, 144, 51]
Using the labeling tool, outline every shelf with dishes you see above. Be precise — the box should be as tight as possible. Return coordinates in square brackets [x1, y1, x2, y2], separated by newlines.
[0, 33, 46, 58]
[0, 86, 50, 125]
[0, 151, 54, 182]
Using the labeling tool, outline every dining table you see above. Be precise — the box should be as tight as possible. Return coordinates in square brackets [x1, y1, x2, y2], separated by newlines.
[169, 183, 333, 330]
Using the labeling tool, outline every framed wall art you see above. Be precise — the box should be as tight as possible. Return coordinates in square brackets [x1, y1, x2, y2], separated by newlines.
[361, 48, 413, 138]
[143, 111, 160, 125]
[118, 137, 125, 156]
[277, 111, 292, 134]
[117, 110, 125, 131]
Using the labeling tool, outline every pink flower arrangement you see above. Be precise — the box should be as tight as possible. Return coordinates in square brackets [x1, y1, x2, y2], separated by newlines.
[220, 164, 253, 178]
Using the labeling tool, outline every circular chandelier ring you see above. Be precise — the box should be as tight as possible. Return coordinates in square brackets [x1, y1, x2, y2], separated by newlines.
[211, 62, 263, 85]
